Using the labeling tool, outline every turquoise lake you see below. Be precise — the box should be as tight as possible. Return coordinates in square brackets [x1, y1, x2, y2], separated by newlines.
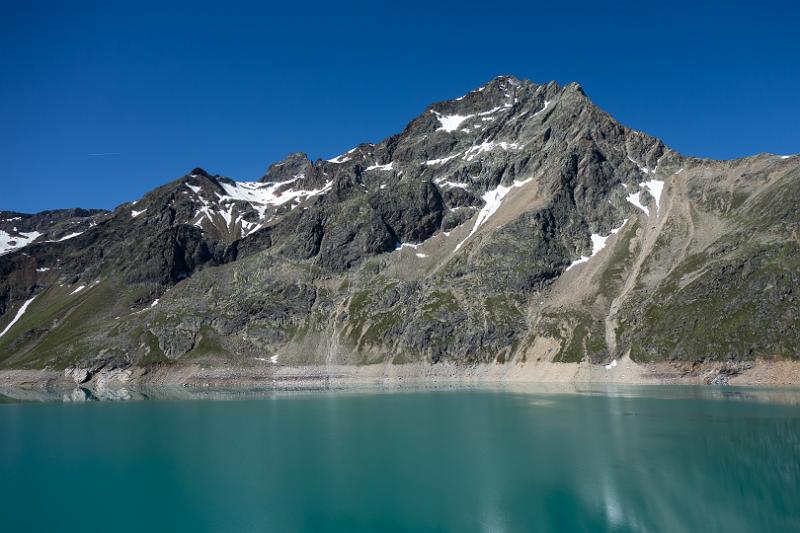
[1, 385, 798, 532]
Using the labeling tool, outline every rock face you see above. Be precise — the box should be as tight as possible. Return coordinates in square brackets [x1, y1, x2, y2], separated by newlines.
[0, 75, 798, 371]
[64, 368, 91, 384]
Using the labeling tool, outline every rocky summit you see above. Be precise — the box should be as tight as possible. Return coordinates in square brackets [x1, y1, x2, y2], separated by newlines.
[1, 75, 798, 376]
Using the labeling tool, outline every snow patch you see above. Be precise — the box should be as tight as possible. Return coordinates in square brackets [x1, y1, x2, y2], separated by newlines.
[432, 111, 472, 132]
[0, 296, 36, 338]
[188, 177, 333, 231]
[69, 285, 86, 295]
[270, 354, 279, 364]
[150, 299, 159, 308]
[566, 219, 628, 271]
[240, 220, 263, 238]
[218, 178, 332, 215]
[327, 147, 358, 163]
[219, 206, 235, 227]
[463, 141, 521, 162]
[435, 180, 470, 190]
[476, 105, 509, 116]
[36, 267, 50, 272]
[455, 177, 533, 251]
[626, 179, 665, 217]
[626, 191, 649, 216]
[0, 230, 42, 255]
[533, 100, 551, 117]
[432, 106, 510, 133]
[423, 154, 460, 166]
[640, 179, 664, 212]
[55, 232, 83, 242]
[605, 359, 618, 370]
[366, 162, 394, 171]
[415, 253, 427, 258]
[131, 208, 147, 218]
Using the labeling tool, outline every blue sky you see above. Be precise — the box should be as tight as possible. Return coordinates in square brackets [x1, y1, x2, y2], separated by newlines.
[1, 0, 798, 213]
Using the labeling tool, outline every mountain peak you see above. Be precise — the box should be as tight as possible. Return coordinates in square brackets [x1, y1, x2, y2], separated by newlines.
[188, 167, 211, 177]
[450, 75, 536, 105]
[483, 74, 528, 89]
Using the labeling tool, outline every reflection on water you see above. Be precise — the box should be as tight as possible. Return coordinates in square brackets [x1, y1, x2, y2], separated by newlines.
[1, 385, 799, 532]
[3, 381, 800, 405]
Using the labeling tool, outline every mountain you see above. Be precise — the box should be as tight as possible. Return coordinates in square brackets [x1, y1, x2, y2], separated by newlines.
[1, 75, 798, 383]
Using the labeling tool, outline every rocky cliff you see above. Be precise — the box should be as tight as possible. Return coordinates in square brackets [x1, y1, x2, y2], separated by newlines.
[1, 76, 798, 373]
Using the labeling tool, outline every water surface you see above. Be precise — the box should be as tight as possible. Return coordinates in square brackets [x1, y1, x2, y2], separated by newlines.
[1, 385, 798, 532]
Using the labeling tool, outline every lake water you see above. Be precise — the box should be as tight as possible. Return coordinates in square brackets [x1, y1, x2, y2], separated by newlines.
[1, 385, 799, 532]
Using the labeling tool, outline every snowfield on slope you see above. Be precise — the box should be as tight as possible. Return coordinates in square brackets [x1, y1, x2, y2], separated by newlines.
[187, 177, 333, 235]
[0, 230, 42, 255]
[566, 219, 629, 271]
[455, 177, 534, 251]
[0, 296, 37, 338]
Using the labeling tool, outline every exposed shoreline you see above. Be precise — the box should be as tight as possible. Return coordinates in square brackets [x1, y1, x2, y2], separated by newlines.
[3, 357, 800, 393]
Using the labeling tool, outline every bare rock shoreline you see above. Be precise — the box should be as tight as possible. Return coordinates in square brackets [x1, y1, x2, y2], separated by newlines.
[2, 357, 800, 393]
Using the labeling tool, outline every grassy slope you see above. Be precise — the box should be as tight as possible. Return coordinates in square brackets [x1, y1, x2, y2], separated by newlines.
[624, 165, 800, 362]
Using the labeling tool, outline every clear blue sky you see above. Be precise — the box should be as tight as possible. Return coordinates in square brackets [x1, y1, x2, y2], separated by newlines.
[1, 0, 798, 213]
